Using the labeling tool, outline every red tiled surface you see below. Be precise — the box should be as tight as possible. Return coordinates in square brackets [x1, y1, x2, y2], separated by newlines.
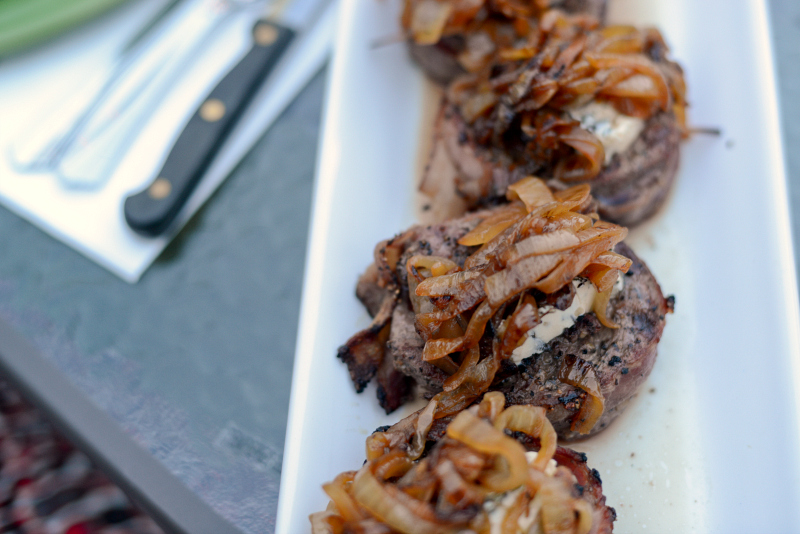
[0, 379, 163, 534]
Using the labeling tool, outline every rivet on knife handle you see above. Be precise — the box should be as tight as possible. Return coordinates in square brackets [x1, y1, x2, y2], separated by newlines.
[124, 20, 295, 237]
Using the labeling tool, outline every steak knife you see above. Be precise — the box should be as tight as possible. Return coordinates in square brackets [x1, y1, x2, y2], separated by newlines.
[124, 0, 327, 236]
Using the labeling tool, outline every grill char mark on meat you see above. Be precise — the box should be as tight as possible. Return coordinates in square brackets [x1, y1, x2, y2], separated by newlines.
[342, 206, 670, 439]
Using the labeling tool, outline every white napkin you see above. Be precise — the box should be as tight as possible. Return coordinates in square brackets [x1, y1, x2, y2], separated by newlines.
[0, 0, 336, 283]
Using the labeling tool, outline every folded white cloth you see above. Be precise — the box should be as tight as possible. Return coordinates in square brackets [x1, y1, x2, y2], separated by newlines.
[0, 0, 336, 282]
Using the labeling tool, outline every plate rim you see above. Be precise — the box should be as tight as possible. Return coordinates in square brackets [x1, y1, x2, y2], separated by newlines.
[275, 0, 800, 531]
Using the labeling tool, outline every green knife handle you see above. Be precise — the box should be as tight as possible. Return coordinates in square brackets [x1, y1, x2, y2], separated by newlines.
[124, 20, 294, 237]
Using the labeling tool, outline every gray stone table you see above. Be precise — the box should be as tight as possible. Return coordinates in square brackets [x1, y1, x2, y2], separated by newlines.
[0, 1, 797, 533]
[0, 70, 325, 534]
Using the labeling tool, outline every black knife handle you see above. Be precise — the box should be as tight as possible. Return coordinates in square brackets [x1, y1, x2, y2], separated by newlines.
[124, 20, 295, 236]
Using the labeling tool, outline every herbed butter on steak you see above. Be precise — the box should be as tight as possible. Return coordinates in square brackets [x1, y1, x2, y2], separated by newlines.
[338, 180, 673, 440]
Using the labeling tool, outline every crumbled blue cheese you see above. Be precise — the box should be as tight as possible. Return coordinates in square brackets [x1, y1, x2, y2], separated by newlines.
[511, 274, 624, 364]
[525, 451, 557, 475]
[485, 486, 526, 534]
[568, 101, 645, 163]
[483, 451, 558, 534]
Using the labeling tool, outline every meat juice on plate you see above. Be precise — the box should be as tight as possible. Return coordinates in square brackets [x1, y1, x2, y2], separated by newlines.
[410, 93, 709, 534]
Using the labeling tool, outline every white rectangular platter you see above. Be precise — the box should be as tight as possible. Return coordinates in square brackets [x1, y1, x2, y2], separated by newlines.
[277, 0, 800, 532]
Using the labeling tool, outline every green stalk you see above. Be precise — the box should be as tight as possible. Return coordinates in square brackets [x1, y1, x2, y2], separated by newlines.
[0, 0, 130, 57]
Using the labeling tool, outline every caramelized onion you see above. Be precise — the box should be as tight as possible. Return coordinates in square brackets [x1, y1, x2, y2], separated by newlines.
[410, 0, 453, 45]
[373, 449, 415, 480]
[366, 415, 416, 461]
[430, 355, 462, 375]
[532, 224, 627, 294]
[590, 250, 632, 271]
[407, 255, 459, 278]
[458, 202, 528, 246]
[558, 355, 604, 434]
[422, 300, 494, 361]
[433, 458, 488, 512]
[581, 264, 617, 293]
[315, 394, 598, 534]
[442, 346, 480, 391]
[431, 349, 500, 417]
[493, 405, 557, 471]
[538, 485, 594, 534]
[552, 184, 592, 210]
[602, 73, 663, 99]
[407, 275, 433, 315]
[536, 211, 594, 233]
[591, 285, 617, 328]
[351, 468, 444, 534]
[500, 230, 582, 266]
[416, 277, 487, 339]
[459, 90, 498, 122]
[500, 489, 529, 532]
[585, 52, 670, 110]
[410, 398, 438, 459]
[446, 410, 529, 492]
[485, 254, 562, 307]
[499, 297, 540, 357]
[309, 510, 341, 534]
[322, 472, 363, 523]
[553, 125, 605, 182]
[416, 270, 482, 297]
[437, 11, 685, 182]
[596, 25, 644, 54]
[506, 176, 556, 211]
[477, 390, 506, 420]
[448, 0, 484, 27]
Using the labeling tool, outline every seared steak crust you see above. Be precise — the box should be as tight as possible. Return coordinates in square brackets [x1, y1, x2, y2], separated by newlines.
[590, 112, 682, 226]
[337, 290, 397, 393]
[345, 206, 671, 439]
[390, 305, 449, 397]
[354, 213, 487, 403]
[355, 263, 392, 317]
[436, 103, 682, 227]
[551, 445, 616, 534]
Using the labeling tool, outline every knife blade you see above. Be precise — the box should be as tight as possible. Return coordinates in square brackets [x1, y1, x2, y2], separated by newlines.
[123, 0, 329, 236]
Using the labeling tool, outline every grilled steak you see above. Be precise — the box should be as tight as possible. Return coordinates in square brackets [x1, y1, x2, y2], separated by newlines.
[551, 445, 617, 534]
[432, 102, 682, 227]
[498, 241, 670, 440]
[408, 0, 608, 85]
[425, 416, 617, 534]
[313, 393, 616, 534]
[340, 204, 672, 440]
